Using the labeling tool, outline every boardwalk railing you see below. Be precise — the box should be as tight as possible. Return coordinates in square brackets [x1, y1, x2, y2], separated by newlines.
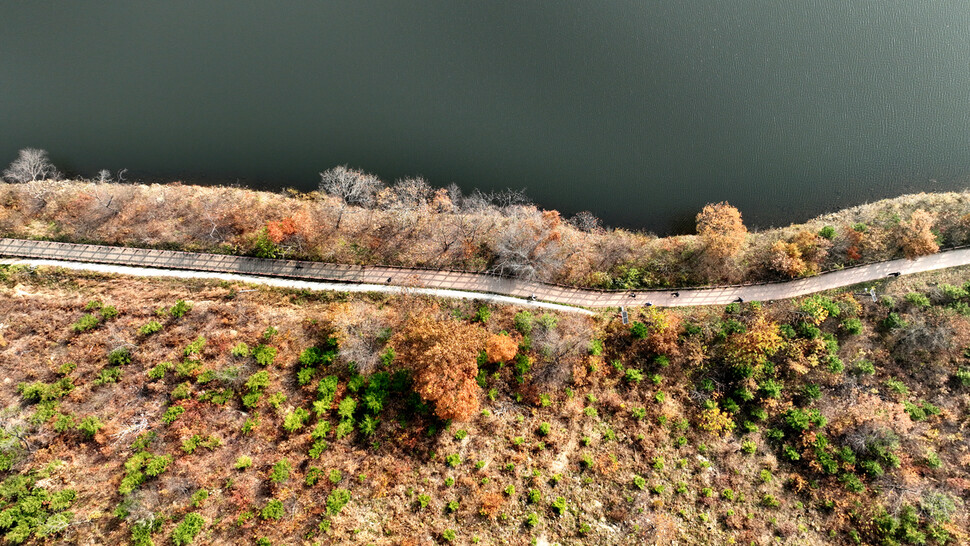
[2, 238, 970, 309]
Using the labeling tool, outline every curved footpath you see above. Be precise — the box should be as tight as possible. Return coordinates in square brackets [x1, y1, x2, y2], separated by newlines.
[1, 238, 970, 312]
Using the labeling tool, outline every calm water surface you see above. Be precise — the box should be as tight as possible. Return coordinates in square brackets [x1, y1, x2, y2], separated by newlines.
[3, 1, 970, 233]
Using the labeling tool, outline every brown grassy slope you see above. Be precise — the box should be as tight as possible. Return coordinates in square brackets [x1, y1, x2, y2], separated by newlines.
[0, 265, 969, 545]
[3, 180, 970, 288]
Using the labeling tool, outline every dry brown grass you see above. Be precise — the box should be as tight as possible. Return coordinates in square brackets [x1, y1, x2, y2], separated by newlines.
[1, 264, 970, 544]
[4, 181, 970, 291]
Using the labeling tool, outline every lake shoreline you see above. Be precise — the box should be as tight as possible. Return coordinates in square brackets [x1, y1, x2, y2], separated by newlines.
[1, 179, 968, 289]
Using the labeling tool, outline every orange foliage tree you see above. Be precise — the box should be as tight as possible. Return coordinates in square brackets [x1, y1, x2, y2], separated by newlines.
[768, 230, 831, 278]
[900, 209, 939, 259]
[485, 334, 518, 364]
[265, 217, 298, 244]
[696, 202, 747, 260]
[391, 316, 487, 421]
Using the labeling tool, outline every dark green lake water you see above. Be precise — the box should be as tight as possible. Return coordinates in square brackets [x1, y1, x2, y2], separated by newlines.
[3, 2, 970, 233]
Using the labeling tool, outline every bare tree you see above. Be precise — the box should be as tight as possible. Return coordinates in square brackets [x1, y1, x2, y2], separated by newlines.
[569, 210, 602, 233]
[3, 148, 60, 182]
[318, 165, 384, 229]
[490, 207, 566, 280]
[377, 177, 433, 211]
[461, 188, 530, 215]
[89, 169, 127, 213]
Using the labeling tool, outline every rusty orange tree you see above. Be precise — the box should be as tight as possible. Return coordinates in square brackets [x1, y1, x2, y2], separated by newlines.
[900, 209, 940, 259]
[391, 316, 487, 421]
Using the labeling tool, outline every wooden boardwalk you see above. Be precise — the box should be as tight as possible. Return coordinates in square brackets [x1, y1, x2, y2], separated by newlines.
[2, 238, 969, 309]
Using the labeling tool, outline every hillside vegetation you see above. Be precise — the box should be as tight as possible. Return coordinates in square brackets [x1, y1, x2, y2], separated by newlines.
[2, 172, 970, 288]
[0, 264, 969, 545]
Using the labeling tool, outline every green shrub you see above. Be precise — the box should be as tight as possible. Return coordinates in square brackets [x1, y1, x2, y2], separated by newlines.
[130, 516, 162, 546]
[442, 529, 456, 542]
[282, 408, 310, 433]
[741, 440, 757, 454]
[760, 379, 783, 399]
[818, 226, 836, 239]
[253, 345, 277, 366]
[171, 513, 204, 545]
[334, 419, 354, 439]
[326, 488, 351, 515]
[169, 299, 192, 319]
[359, 414, 379, 436]
[161, 405, 185, 425]
[183, 336, 206, 356]
[882, 312, 905, 330]
[955, 367, 970, 387]
[920, 491, 958, 523]
[0, 473, 76, 543]
[632, 475, 646, 490]
[138, 320, 163, 336]
[52, 413, 76, 433]
[551, 496, 568, 516]
[71, 313, 100, 333]
[175, 359, 201, 378]
[181, 434, 221, 454]
[261, 499, 285, 520]
[624, 368, 643, 384]
[337, 397, 357, 420]
[347, 374, 365, 393]
[270, 459, 291, 483]
[474, 305, 491, 323]
[170, 382, 191, 400]
[630, 321, 648, 339]
[445, 454, 461, 468]
[380, 346, 395, 367]
[417, 494, 431, 509]
[305, 467, 323, 486]
[147, 362, 172, 380]
[18, 378, 74, 403]
[99, 305, 119, 319]
[231, 342, 250, 357]
[905, 292, 931, 308]
[77, 416, 103, 438]
[235, 456, 252, 470]
[191, 488, 209, 507]
[840, 473, 865, 493]
[885, 378, 909, 396]
[525, 512, 539, 527]
[241, 414, 259, 434]
[840, 317, 862, 335]
[513, 311, 534, 334]
[852, 359, 875, 375]
[93, 367, 122, 386]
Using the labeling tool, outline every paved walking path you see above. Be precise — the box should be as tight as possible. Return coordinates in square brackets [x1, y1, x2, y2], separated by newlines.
[1, 238, 969, 310]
